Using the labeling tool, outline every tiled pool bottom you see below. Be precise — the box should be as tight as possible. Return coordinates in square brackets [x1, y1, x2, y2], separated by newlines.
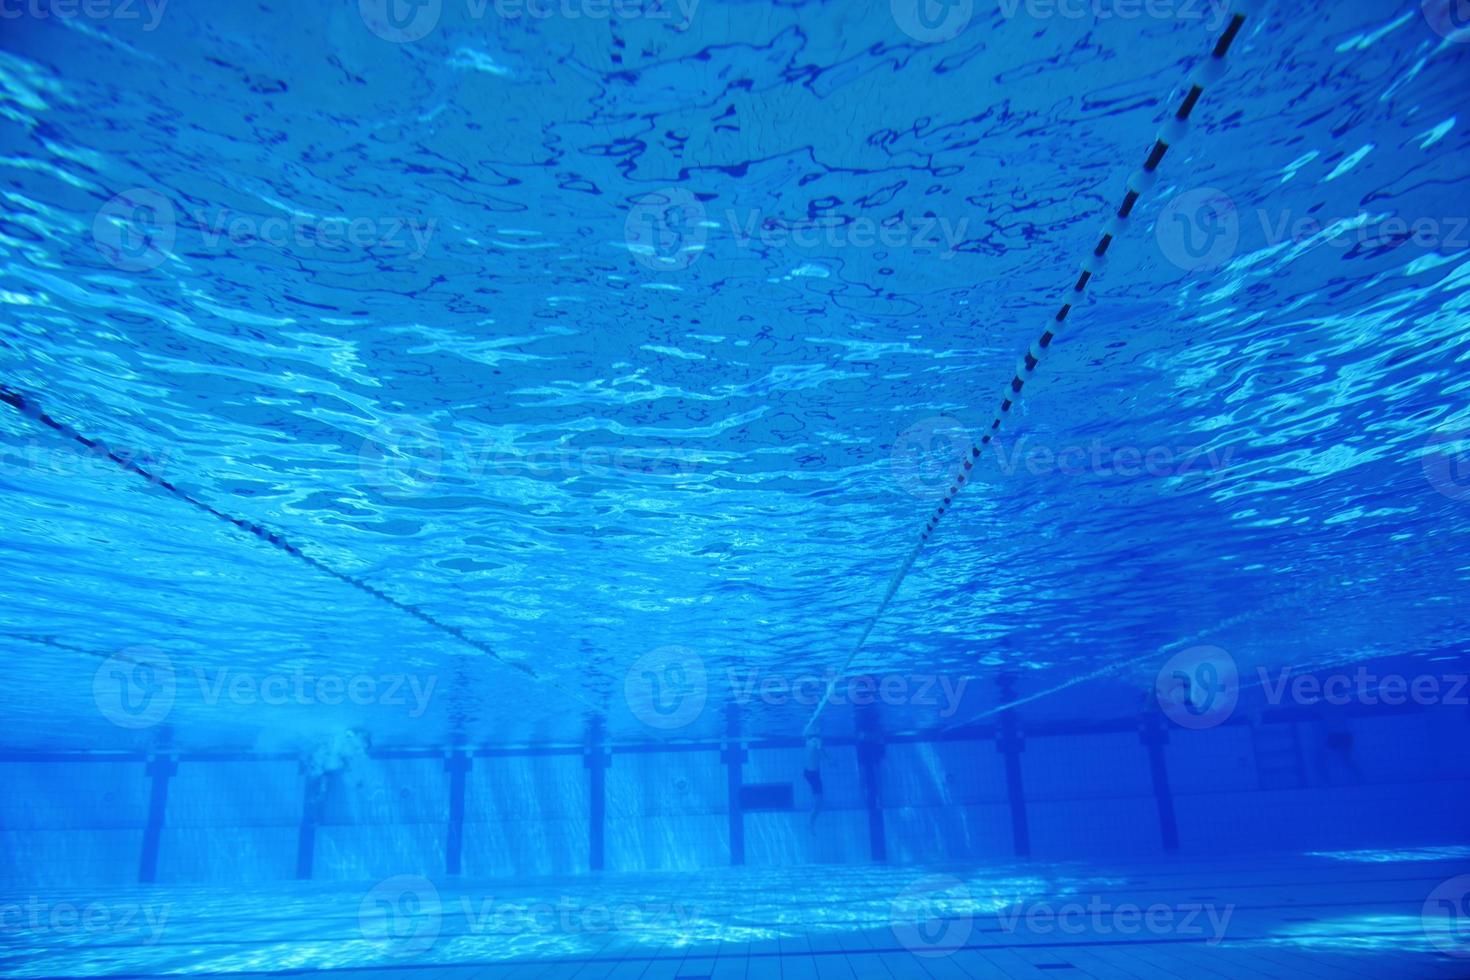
[3, 850, 1467, 979]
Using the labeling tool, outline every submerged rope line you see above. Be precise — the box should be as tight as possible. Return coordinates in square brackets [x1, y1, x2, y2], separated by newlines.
[7, 632, 132, 663]
[0, 384, 540, 681]
[802, 7, 1256, 737]
[945, 525, 1466, 730]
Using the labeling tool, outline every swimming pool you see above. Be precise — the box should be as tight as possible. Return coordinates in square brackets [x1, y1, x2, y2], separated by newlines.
[1, 1, 1468, 977]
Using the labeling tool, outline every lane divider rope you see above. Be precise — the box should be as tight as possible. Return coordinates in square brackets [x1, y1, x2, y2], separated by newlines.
[943, 523, 1463, 730]
[802, 7, 1255, 736]
[0, 385, 540, 681]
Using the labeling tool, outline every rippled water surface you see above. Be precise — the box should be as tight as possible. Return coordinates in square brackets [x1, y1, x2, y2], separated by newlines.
[0, 2, 1467, 749]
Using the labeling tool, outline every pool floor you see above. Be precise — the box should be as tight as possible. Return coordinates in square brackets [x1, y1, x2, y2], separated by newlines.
[3, 849, 1467, 978]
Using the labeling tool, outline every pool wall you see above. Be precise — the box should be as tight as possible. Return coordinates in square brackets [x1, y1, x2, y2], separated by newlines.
[3, 703, 1464, 889]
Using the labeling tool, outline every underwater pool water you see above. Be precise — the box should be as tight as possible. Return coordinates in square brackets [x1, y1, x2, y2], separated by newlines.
[3, 851, 1469, 977]
[0, 1, 1468, 977]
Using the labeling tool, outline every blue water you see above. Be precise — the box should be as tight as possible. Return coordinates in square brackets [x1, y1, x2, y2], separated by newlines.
[1, 2, 1469, 977]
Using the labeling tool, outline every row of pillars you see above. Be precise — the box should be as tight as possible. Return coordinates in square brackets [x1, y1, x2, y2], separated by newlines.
[712, 704, 897, 864]
[991, 677, 1179, 859]
[131, 698, 1182, 883]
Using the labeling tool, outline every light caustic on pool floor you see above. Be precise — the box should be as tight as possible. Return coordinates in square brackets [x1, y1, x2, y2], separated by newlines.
[2, 850, 1468, 978]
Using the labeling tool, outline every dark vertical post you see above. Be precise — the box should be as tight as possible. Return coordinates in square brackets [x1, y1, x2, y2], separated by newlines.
[855, 704, 887, 862]
[585, 716, 608, 872]
[1140, 712, 1180, 853]
[295, 767, 318, 881]
[857, 737, 887, 862]
[137, 753, 176, 884]
[996, 675, 1030, 858]
[723, 703, 746, 866]
[445, 750, 471, 875]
